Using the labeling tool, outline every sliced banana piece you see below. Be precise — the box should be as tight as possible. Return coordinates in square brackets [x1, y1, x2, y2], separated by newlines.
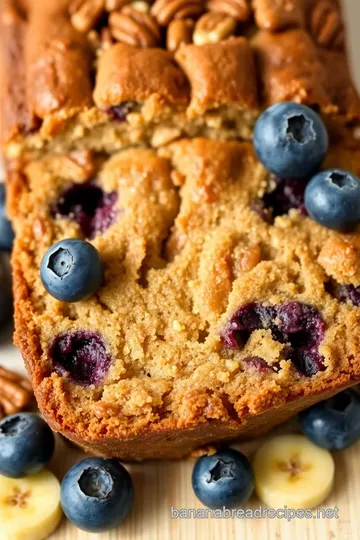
[0, 469, 63, 540]
[253, 434, 335, 509]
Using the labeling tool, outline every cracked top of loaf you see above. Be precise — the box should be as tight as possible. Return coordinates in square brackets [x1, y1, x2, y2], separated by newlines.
[1, 0, 360, 156]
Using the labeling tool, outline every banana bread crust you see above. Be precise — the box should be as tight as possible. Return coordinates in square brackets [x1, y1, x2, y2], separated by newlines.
[4, 0, 360, 460]
[1, 0, 360, 157]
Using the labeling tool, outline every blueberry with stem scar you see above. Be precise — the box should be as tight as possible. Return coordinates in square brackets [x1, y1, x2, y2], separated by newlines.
[40, 239, 104, 302]
[254, 103, 328, 179]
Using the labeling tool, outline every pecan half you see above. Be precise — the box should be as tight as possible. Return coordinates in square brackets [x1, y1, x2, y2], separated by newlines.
[70, 0, 105, 32]
[109, 5, 161, 47]
[151, 0, 204, 27]
[167, 18, 194, 51]
[206, 0, 250, 21]
[193, 12, 236, 45]
[0, 367, 33, 419]
[309, 0, 344, 50]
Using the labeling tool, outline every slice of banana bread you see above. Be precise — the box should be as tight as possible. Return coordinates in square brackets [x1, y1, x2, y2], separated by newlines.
[4, 0, 360, 460]
[7, 138, 360, 459]
[1, 0, 359, 159]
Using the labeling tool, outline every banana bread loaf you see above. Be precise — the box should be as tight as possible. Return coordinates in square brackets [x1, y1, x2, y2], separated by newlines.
[3, 0, 360, 459]
[7, 138, 360, 459]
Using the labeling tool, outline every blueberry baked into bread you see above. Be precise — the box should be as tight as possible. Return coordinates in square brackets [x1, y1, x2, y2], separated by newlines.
[3, 0, 360, 460]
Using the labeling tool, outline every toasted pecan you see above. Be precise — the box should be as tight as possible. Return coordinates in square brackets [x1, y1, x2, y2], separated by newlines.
[193, 12, 237, 45]
[309, 0, 344, 50]
[109, 5, 161, 47]
[70, 0, 105, 33]
[206, 0, 250, 21]
[105, 0, 131, 9]
[100, 26, 115, 49]
[0, 367, 33, 419]
[151, 0, 204, 27]
[167, 18, 194, 51]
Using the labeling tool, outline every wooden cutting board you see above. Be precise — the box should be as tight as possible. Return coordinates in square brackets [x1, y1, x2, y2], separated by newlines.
[48, 424, 360, 540]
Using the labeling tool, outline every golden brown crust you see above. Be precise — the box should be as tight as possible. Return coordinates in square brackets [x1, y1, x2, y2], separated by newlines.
[1, 0, 359, 152]
[0, 0, 93, 143]
[40, 384, 352, 460]
[4, 1, 360, 460]
[252, 28, 333, 110]
[0, 1, 36, 141]
[25, 3, 93, 119]
[94, 43, 189, 109]
[317, 48, 360, 120]
[175, 37, 258, 115]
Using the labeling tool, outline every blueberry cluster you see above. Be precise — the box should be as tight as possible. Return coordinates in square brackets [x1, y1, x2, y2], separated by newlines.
[254, 103, 360, 231]
[192, 386, 360, 509]
[222, 301, 326, 377]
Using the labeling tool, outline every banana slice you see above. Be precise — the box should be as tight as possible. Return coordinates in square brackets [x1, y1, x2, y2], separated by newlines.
[253, 434, 335, 509]
[0, 469, 63, 540]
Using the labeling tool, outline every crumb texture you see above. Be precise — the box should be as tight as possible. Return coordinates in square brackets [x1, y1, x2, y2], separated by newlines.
[4, 0, 360, 460]
[9, 139, 360, 458]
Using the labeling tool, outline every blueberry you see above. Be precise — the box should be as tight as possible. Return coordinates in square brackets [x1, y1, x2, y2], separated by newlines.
[336, 284, 360, 307]
[305, 169, 360, 231]
[251, 175, 309, 223]
[53, 182, 118, 239]
[50, 330, 112, 385]
[325, 280, 360, 307]
[192, 449, 254, 509]
[106, 101, 138, 122]
[0, 413, 55, 477]
[299, 389, 360, 450]
[40, 239, 104, 302]
[254, 103, 328, 179]
[0, 184, 14, 251]
[244, 356, 275, 373]
[222, 301, 326, 376]
[61, 457, 134, 532]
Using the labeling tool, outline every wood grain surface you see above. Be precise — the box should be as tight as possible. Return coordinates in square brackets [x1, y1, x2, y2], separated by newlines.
[1, 1, 360, 539]
[48, 423, 360, 540]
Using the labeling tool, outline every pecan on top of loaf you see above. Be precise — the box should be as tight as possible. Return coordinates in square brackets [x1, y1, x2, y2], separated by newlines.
[68, 0, 345, 52]
[1, 0, 359, 158]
